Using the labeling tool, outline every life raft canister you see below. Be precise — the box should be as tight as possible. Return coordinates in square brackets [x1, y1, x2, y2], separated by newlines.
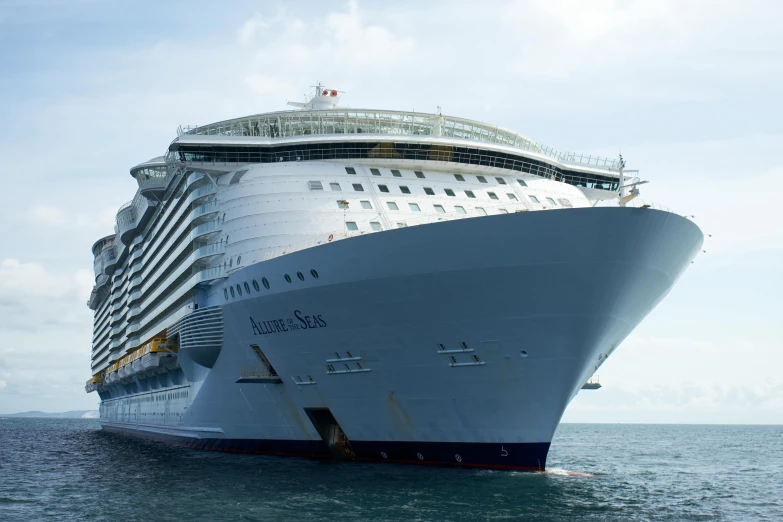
[322, 89, 329, 96]
[330, 90, 338, 97]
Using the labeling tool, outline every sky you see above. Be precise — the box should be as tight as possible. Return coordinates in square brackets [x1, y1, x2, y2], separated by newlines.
[0, 0, 781, 422]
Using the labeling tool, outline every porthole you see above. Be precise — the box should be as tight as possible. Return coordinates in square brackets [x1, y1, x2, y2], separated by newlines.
[284, 274, 292, 283]
[236, 284, 242, 296]
[230, 286, 235, 298]
[297, 271, 305, 281]
[262, 277, 270, 289]
[310, 269, 319, 279]
[244, 282, 251, 293]
[520, 350, 528, 358]
[224, 288, 229, 300]
[237, 255, 242, 265]
[252, 279, 260, 291]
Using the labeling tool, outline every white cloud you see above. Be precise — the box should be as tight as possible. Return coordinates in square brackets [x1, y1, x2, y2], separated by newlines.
[237, 14, 270, 45]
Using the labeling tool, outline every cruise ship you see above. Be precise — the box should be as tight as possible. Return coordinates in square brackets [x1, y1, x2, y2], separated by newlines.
[85, 86, 703, 470]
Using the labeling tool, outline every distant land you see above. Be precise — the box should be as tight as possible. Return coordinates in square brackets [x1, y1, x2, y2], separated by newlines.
[0, 410, 99, 419]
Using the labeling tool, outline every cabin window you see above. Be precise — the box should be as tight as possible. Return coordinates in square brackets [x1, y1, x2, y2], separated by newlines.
[252, 279, 260, 291]
[498, 208, 509, 214]
[346, 221, 359, 231]
[244, 282, 251, 293]
[230, 286, 235, 298]
[370, 168, 381, 176]
[424, 187, 435, 195]
[529, 195, 540, 204]
[476, 176, 487, 183]
[414, 171, 425, 178]
[387, 201, 399, 210]
[517, 179, 528, 187]
[223, 288, 229, 300]
[284, 274, 292, 283]
[496, 177, 507, 185]
[455, 206, 467, 214]
[345, 167, 356, 175]
[337, 200, 349, 209]
[370, 222, 382, 231]
[330, 182, 341, 191]
[558, 198, 573, 207]
[308, 181, 323, 190]
[262, 277, 270, 289]
[409, 203, 421, 212]
[546, 197, 557, 206]
[444, 188, 456, 197]
[360, 200, 372, 209]
[488, 192, 499, 200]
[352, 183, 364, 192]
[379, 184, 389, 193]
[454, 174, 465, 181]
[476, 207, 487, 215]
[434, 204, 445, 213]
[465, 190, 476, 198]
[400, 186, 411, 194]
[507, 193, 517, 200]
[236, 284, 242, 296]
[297, 271, 305, 281]
[397, 222, 407, 227]
[391, 170, 402, 177]
[310, 269, 319, 278]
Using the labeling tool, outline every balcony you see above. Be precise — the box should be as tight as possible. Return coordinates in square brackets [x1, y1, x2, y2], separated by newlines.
[194, 242, 225, 262]
[101, 244, 118, 272]
[192, 200, 220, 220]
[190, 183, 216, 203]
[191, 220, 221, 241]
[131, 159, 169, 200]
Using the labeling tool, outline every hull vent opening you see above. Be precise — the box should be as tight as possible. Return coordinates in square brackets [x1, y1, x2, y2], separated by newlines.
[305, 408, 355, 460]
[236, 345, 283, 383]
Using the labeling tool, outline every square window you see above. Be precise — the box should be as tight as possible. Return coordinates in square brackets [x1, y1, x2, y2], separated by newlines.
[423, 187, 435, 195]
[409, 203, 421, 212]
[337, 200, 349, 209]
[496, 177, 507, 185]
[476, 176, 487, 183]
[308, 181, 323, 190]
[352, 183, 364, 192]
[529, 195, 540, 204]
[498, 208, 509, 214]
[370, 168, 381, 176]
[329, 182, 341, 191]
[345, 167, 356, 175]
[444, 188, 455, 197]
[370, 222, 382, 231]
[400, 186, 411, 194]
[488, 192, 499, 200]
[387, 201, 399, 210]
[454, 174, 465, 181]
[507, 193, 517, 200]
[434, 204, 445, 213]
[397, 222, 407, 227]
[391, 169, 402, 177]
[360, 200, 373, 209]
[414, 171, 425, 179]
[517, 179, 528, 187]
[346, 221, 358, 231]
[378, 184, 389, 193]
[558, 198, 573, 207]
[465, 190, 476, 198]
[546, 197, 557, 206]
[476, 207, 487, 215]
[455, 205, 466, 214]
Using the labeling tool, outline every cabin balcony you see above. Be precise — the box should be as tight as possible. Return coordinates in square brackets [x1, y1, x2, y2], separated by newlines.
[194, 242, 225, 264]
[116, 202, 138, 243]
[191, 220, 221, 241]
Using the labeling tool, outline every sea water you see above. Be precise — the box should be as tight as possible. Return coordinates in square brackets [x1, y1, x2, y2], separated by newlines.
[0, 419, 780, 521]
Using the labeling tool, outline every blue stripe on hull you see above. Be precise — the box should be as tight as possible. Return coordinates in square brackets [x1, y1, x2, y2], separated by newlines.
[100, 424, 549, 471]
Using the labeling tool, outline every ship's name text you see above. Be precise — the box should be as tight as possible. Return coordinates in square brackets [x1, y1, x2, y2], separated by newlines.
[250, 310, 327, 335]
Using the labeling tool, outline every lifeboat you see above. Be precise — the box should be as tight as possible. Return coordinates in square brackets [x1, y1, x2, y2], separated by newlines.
[140, 338, 179, 374]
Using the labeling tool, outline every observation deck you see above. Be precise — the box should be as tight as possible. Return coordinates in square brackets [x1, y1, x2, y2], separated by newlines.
[130, 156, 168, 199]
[176, 108, 620, 171]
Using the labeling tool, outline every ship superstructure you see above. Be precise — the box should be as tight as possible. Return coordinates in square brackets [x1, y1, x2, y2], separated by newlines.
[85, 85, 702, 470]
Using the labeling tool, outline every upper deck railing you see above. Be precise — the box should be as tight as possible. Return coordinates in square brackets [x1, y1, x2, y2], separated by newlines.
[177, 109, 619, 170]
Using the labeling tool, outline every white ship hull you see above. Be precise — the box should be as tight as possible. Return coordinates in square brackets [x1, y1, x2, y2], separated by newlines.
[99, 207, 702, 470]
